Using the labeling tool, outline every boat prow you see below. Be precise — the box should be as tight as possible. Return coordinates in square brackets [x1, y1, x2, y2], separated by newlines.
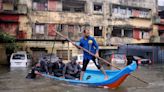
[42, 61, 137, 88]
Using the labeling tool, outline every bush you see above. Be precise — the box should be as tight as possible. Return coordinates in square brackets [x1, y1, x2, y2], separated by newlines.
[0, 32, 15, 43]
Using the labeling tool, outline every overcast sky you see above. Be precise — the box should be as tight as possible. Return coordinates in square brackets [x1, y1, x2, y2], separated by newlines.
[158, 0, 164, 5]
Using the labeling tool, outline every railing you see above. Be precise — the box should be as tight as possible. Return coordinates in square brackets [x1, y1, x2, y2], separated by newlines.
[2, 0, 18, 4]
[0, 4, 27, 14]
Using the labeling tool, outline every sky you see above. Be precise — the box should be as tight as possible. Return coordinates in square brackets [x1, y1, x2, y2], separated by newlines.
[158, 0, 164, 6]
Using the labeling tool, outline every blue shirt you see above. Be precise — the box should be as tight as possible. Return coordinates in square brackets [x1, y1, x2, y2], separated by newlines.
[79, 36, 99, 60]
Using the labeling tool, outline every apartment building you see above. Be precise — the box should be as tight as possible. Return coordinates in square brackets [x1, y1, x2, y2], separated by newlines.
[158, 8, 164, 42]
[0, 0, 158, 62]
[152, 6, 164, 42]
[0, 0, 28, 64]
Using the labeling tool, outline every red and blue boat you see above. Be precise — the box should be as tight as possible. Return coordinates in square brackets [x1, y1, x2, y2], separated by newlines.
[42, 61, 137, 88]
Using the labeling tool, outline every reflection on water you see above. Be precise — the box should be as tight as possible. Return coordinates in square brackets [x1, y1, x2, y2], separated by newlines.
[0, 64, 164, 92]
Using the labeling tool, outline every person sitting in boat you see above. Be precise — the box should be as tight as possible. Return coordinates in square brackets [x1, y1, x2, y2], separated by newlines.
[26, 63, 42, 79]
[39, 56, 49, 74]
[63, 56, 81, 80]
[46, 60, 54, 75]
[52, 58, 65, 77]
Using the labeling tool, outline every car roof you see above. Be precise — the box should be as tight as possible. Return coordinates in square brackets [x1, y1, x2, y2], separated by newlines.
[16, 51, 27, 54]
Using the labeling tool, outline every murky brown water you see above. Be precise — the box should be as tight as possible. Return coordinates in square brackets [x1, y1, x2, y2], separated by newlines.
[0, 64, 164, 92]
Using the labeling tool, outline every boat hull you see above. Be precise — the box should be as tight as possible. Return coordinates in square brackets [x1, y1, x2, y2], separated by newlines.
[42, 61, 137, 88]
[104, 74, 129, 88]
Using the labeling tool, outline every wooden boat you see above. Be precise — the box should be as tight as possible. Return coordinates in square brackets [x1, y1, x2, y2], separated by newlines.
[42, 61, 137, 88]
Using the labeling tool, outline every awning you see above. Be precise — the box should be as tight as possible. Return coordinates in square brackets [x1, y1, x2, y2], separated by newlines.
[0, 15, 19, 22]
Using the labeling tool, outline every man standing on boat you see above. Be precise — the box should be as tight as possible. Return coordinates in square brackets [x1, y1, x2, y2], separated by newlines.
[79, 29, 108, 80]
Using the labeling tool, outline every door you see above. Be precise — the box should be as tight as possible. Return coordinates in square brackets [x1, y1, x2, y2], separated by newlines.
[30, 47, 47, 65]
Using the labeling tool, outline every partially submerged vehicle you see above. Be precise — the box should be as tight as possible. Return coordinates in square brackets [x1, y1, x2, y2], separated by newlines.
[10, 51, 32, 67]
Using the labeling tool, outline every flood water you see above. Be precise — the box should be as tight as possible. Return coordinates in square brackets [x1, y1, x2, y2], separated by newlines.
[0, 64, 164, 92]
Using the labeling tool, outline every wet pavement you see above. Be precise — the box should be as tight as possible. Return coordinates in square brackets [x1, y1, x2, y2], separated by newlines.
[0, 64, 164, 92]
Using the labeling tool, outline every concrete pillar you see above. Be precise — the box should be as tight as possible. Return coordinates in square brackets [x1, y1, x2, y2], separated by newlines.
[67, 42, 70, 61]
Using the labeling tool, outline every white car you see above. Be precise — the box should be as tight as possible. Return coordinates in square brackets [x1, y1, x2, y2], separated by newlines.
[76, 54, 98, 70]
[10, 51, 32, 67]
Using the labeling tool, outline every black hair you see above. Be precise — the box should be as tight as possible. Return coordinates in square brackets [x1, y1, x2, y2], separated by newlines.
[83, 29, 89, 33]
[83, 30, 86, 33]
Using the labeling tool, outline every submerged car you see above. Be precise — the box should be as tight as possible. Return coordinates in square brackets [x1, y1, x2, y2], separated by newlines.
[134, 56, 152, 65]
[127, 56, 152, 65]
[10, 51, 32, 67]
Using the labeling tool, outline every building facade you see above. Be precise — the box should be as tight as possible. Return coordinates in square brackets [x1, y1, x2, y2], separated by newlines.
[152, 6, 164, 42]
[0, 0, 158, 63]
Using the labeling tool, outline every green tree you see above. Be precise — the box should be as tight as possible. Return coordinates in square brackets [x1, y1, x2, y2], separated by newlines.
[0, 31, 18, 65]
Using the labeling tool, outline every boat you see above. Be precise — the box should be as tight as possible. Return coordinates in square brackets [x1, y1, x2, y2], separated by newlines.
[42, 61, 137, 88]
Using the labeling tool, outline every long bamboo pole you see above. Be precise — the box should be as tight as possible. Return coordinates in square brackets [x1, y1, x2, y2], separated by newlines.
[55, 31, 149, 85]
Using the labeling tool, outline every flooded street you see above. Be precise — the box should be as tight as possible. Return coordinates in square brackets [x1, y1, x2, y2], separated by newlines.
[0, 64, 164, 92]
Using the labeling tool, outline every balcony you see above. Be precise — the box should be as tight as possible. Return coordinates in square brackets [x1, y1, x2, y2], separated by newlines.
[62, 0, 86, 13]
[0, 1, 27, 15]
[2, 0, 18, 4]
[112, 4, 151, 19]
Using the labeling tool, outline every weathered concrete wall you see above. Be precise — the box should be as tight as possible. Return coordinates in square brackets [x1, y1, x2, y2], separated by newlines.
[109, 37, 149, 45]
[0, 44, 7, 65]
[19, 16, 31, 38]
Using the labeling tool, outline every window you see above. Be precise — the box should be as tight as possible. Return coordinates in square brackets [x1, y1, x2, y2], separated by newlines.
[127, 9, 132, 16]
[112, 4, 150, 19]
[32, 0, 47, 11]
[124, 29, 133, 38]
[12, 54, 25, 60]
[57, 50, 72, 60]
[2, 3, 14, 11]
[133, 29, 141, 40]
[0, 23, 18, 36]
[112, 28, 133, 37]
[113, 7, 118, 14]
[67, 25, 81, 41]
[93, 3, 102, 12]
[120, 8, 126, 15]
[112, 27, 122, 37]
[94, 27, 103, 36]
[48, 0, 57, 11]
[141, 31, 150, 39]
[35, 24, 45, 34]
[62, 0, 85, 12]
[159, 31, 164, 37]
[48, 24, 56, 36]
